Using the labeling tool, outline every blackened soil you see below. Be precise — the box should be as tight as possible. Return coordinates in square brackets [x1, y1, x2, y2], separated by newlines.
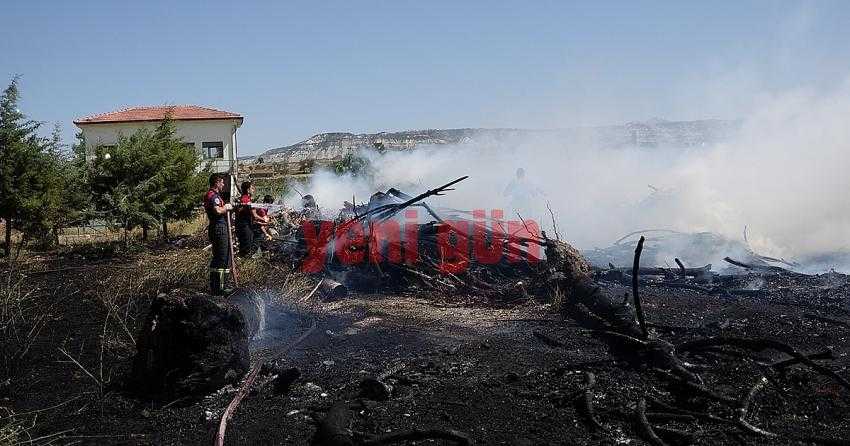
[4, 257, 850, 445]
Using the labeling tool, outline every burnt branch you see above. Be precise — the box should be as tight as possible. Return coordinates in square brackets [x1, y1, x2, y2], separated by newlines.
[574, 372, 603, 432]
[771, 349, 834, 370]
[632, 236, 649, 339]
[674, 258, 686, 276]
[735, 376, 776, 438]
[676, 337, 850, 393]
[636, 399, 668, 446]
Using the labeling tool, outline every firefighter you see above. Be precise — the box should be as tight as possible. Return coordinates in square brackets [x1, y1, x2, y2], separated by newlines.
[236, 181, 261, 257]
[255, 194, 276, 241]
[204, 173, 234, 295]
[503, 167, 545, 221]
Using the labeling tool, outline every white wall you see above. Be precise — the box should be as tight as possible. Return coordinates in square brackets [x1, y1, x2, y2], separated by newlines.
[77, 119, 241, 174]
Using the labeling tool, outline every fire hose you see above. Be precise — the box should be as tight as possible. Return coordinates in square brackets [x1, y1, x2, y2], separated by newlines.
[225, 210, 239, 287]
[213, 319, 317, 446]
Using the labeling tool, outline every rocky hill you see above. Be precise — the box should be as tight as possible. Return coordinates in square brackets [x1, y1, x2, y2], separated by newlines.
[244, 119, 740, 165]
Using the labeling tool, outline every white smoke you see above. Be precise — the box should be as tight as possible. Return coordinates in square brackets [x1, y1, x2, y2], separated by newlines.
[288, 79, 850, 272]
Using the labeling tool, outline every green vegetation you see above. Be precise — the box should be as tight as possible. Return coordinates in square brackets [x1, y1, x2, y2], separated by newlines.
[0, 76, 208, 255]
[332, 152, 372, 177]
[0, 76, 70, 256]
[88, 117, 207, 243]
[251, 178, 290, 199]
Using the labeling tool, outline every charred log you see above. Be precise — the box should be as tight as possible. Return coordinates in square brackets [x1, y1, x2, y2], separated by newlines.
[603, 264, 711, 278]
[636, 399, 668, 446]
[546, 238, 644, 340]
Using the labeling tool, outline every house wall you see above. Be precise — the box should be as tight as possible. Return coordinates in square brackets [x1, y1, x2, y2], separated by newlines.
[77, 119, 241, 174]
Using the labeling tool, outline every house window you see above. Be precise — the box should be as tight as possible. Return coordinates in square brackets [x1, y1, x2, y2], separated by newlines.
[202, 142, 224, 159]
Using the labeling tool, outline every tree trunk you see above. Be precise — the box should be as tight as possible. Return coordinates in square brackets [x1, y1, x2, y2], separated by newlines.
[142, 223, 149, 241]
[4, 218, 11, 257]
[14, 234, 25, 260]
[161, 219, 169, 242]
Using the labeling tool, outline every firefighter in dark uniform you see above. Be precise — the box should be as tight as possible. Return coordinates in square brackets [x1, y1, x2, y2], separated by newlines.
[204, 173, 234, 295]
[235, 181, 254, 257]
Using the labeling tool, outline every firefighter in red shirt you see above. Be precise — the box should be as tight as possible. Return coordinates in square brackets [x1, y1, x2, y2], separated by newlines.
[236, 181, 263, 257]
[204, 174, 234, 295]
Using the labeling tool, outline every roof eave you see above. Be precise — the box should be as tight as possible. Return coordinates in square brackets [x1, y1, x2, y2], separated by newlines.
[74, 116, 244, 126]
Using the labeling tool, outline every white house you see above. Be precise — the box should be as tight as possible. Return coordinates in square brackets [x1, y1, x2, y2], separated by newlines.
[74, 105, 244, 195]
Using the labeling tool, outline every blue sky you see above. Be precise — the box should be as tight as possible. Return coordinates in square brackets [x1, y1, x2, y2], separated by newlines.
[2, 1, 849, 155]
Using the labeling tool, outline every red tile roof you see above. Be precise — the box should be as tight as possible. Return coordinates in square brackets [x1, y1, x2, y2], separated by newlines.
[74, 105, 242, 125]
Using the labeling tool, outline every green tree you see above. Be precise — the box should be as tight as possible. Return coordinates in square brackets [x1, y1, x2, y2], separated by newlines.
[30, 124, 66, 246]
[34, 125, 91, 246]
[152, 119, 207, 240]
[65, 130, 92, 223]
[0, 76, 55, 256]
[333, 152, 372, 177]
[89, 118, 206, 244]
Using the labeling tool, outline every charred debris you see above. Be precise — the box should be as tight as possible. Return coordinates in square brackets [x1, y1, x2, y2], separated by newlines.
[137, 176, 849, 446]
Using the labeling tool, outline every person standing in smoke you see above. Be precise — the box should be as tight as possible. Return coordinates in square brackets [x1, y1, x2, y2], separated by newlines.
[204, 174, 234, 295]
[503, 167, 545, 221]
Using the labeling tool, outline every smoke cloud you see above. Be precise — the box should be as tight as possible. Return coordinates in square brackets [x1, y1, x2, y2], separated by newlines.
[289, 79, 850, 272]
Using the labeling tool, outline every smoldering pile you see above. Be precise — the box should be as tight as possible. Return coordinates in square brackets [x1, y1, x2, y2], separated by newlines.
[265, 176, 845, 305]
[266, 176, 582, 301]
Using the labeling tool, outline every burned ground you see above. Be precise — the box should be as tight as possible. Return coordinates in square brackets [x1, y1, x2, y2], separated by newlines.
[2, 242, 849, 445]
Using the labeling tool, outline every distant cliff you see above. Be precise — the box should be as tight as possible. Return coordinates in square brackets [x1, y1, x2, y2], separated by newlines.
[243, 119, 740, 165]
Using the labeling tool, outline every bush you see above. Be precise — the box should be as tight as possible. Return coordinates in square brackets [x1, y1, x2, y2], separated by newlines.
[332, 152, 372, 177]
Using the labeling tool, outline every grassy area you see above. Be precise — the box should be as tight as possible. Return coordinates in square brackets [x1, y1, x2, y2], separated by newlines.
[57, 212, 209, 246]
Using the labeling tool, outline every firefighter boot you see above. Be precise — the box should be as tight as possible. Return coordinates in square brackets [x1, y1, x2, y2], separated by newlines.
[210, 269, 224, 296]
[221, 269, 234, 295]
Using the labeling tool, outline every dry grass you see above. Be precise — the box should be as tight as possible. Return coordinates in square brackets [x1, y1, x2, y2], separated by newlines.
[0, 265, 53, 379]
[79, 249, 218, 372]
[0, 415, 25, 446]
[57, 226, 135, 246]
[550, 284, 565, 313]
[0, 405, 72, 446]
[167, 212, 208, 239]
[57, 211, 207, 246]
[23, 245, 306, 402]
[3, 237, 312, 383]
[79, 247, 312, 354]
